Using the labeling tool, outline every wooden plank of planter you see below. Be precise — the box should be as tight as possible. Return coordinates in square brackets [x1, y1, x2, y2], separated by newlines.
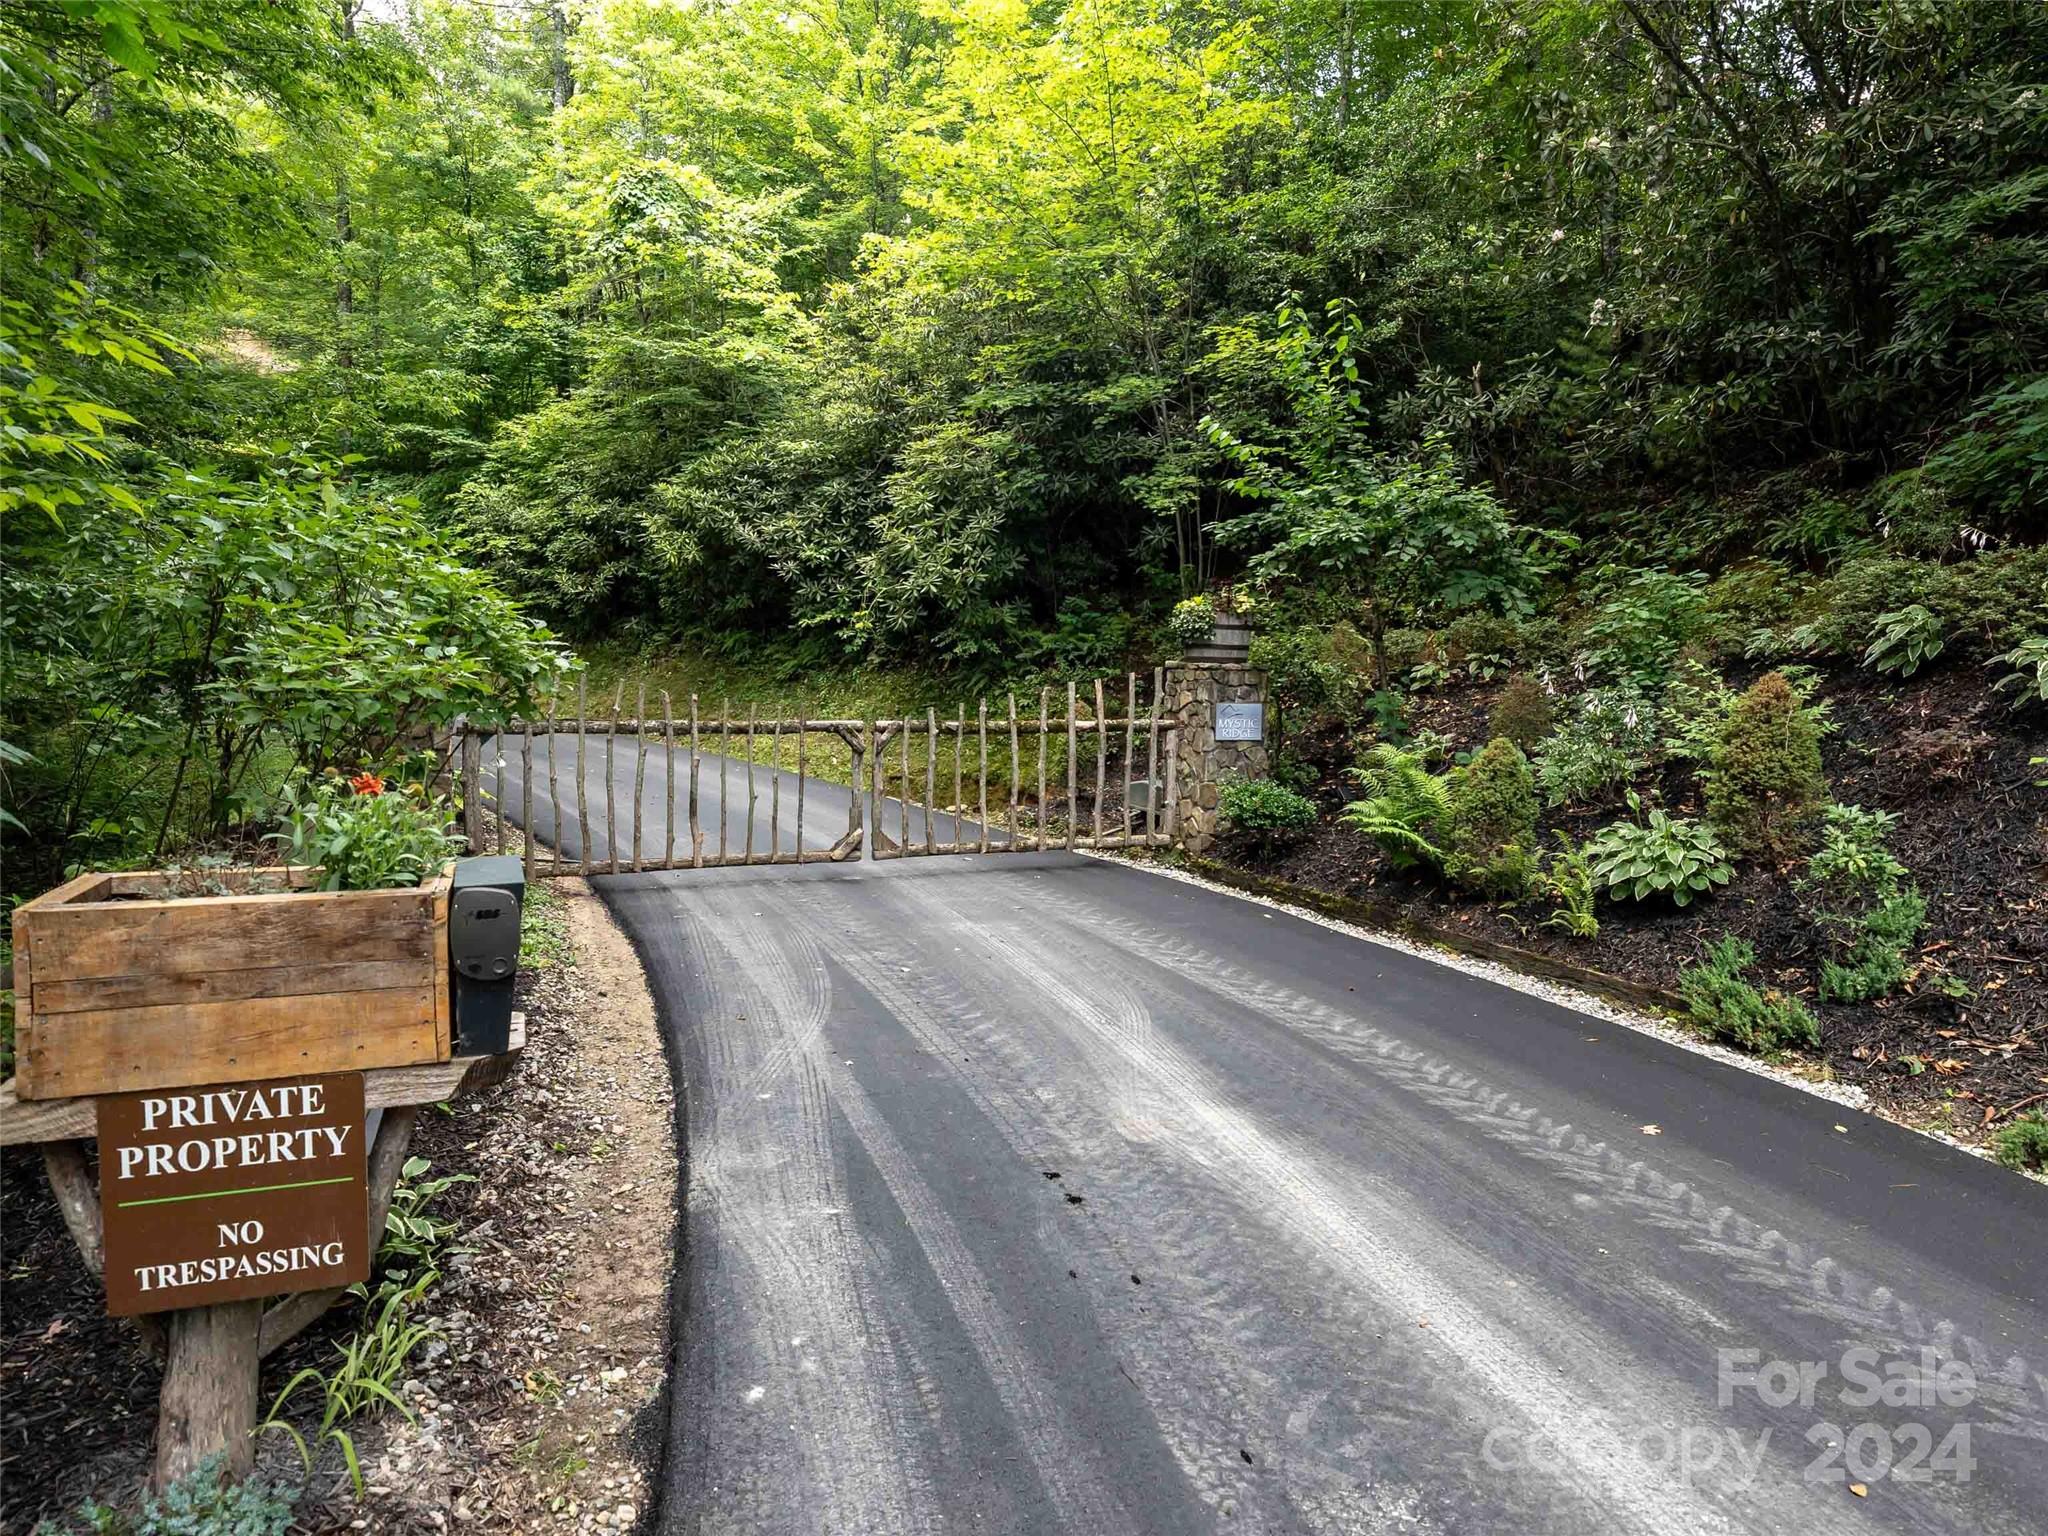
[25, 990, 438, 1099]
[11, 869, 452, 1101]
[0, 1021, 525, 1145]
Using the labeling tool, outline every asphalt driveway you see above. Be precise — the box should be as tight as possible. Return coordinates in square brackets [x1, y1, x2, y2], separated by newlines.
[513, 743, 2048, 1533]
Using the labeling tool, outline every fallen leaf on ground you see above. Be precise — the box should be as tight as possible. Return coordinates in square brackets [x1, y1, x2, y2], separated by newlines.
[1640, 1124, 1662, 1135]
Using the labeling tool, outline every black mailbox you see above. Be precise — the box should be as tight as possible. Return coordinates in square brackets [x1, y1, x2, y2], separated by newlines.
[450, 855, 524, 1054]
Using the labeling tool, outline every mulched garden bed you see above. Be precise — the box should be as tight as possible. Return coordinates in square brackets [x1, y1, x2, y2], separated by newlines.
[1222, 662, 2048, 1142]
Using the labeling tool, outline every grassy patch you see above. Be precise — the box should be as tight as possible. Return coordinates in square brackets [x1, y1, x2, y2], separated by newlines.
[519, 877, 574, 970]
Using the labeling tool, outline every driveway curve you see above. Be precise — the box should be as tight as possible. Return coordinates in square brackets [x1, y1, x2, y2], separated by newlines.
[512, 742, 2047, 1533]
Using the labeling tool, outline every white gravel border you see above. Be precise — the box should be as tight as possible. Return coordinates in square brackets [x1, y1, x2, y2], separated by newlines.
[1119, 854, 2045, 1171]
[1095, 853, 2045, 1140]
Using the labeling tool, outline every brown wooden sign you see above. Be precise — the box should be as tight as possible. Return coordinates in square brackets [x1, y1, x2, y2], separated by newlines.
[96, 1072, 370, 1316]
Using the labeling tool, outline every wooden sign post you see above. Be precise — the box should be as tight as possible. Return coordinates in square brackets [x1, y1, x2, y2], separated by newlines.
[0, 1024, 525, 1487]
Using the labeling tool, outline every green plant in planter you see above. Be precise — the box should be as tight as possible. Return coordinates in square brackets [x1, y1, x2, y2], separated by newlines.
[1678, 936, 1818, 1055]
[1217, 776, 1317, 853]
[1583, 796, 1733, 906]
[1168, 594, 1215, 649]
[273, 772, 465, 891]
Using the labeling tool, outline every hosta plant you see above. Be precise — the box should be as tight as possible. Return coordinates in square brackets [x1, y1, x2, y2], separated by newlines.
[1863, 603, 1945, 676]
[1990, 632, 2048, 707]
[1583, 797, 1733, 906]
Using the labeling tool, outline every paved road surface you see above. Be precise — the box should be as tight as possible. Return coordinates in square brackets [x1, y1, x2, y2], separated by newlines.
[515, 743, 2048, 1534]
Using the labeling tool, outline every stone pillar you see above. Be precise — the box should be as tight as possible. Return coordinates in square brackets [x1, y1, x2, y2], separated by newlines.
[1165, 661, 1269, 855]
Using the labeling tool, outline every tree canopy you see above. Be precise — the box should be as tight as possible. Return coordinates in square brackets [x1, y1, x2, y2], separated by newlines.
[4, 0, 2046, 877]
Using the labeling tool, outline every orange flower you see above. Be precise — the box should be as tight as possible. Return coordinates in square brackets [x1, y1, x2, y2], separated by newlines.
[349, 771, 386, 796]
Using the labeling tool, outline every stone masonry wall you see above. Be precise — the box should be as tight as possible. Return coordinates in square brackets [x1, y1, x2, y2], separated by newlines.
[1165, 661, 1269, 854]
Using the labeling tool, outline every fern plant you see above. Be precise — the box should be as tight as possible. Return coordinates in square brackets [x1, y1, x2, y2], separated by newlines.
[1340, 744, 1449, 871]
[1540, 834, 1599, 939]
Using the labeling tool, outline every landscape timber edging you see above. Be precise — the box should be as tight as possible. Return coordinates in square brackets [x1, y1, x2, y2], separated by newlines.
[1182, 855, 1690, 1020]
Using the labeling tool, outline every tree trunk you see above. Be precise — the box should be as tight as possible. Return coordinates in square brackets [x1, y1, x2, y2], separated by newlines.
[549, 5, 575, 110]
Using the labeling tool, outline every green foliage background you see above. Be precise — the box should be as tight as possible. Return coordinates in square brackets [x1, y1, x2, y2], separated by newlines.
[5, 0, 2047, 883]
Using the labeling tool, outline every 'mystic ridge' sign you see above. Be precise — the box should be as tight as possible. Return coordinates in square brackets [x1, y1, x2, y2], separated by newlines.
[97, 1072, 370, 1315]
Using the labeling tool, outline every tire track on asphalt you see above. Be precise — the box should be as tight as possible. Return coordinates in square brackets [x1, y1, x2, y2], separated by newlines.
[684, 892, 1152, 1534]
[887, 876, 1842, 1536]
[1022, 882, 2048, 1451]
[783, 885, 1355, 1530]
[665, 889, 939, 1536]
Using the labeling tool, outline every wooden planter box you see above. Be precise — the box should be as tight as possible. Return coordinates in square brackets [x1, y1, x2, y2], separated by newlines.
[9, 866, 452, 1101]
[1182, 608, 1253, 663]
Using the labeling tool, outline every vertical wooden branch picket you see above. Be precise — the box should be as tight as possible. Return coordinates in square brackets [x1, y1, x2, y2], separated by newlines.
[1066, 682, 1079, 853]
[1037, 688, 1050, 852]
[744, 703, 758, 865]
[460, 721, 481, 851]
[575, 676, 591, 877]
[1092, 678, 1106, 847]
[662, 692, 676, 871]
[544, 687, 561, 878]
[606, 683, 622, 876]
[977, 700, 989, 854]
[689, 695, 703, 868]
[494, 732, 508, 857]
[1122, 673, 1136, 849]
[521, 706, 536, 881]
[925, 708, 938, 856]
[769, 714, 783, 860]
[1007, 693, 1020, 846]
[632, 680, 646, 873]
[1146, 668, 1163, 843]
[718, 699, 731, 865]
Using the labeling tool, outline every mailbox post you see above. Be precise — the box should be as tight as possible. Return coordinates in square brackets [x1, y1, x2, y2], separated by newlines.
[451, 855, 525, 1055]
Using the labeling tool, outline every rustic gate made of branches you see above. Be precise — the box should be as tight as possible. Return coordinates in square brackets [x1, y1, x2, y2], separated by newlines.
[454, 670, 1181, 877]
